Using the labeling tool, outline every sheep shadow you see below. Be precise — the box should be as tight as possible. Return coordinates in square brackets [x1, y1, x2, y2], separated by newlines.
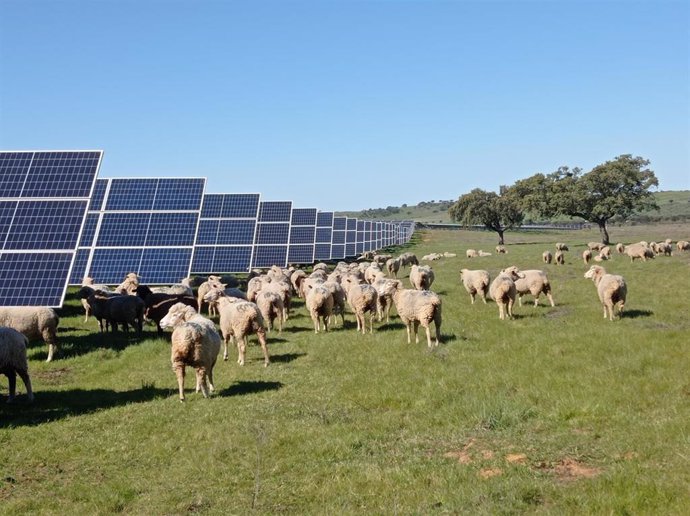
[27, 331, 153, 362]
[622, 309, 654, 319]
[269, 352, 306, 364]
[0, 386, 170, 428]
[217, 380, 283, 397]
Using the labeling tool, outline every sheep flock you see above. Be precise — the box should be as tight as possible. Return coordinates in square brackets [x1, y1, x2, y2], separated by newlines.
[2, 234, 688, 403]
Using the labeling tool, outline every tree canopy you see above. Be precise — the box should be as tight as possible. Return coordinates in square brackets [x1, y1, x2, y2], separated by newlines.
[448, 187, 524, 244]
[513, 155, 658, 244]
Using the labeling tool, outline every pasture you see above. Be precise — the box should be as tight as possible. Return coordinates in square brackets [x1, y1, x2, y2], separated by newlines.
[2, 224, 689, 514]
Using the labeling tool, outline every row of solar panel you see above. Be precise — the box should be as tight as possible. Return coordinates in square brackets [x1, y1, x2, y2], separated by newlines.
[0, 150, 415, 307]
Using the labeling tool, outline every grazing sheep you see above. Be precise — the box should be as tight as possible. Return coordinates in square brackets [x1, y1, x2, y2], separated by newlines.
[390, 281, 442, 348]
[313, 262, 329, 272]
[616, 243, 625, 254]
[495, 245, 507, 254]
[584, 265, 627, 321]
[676, 240, 690, 251]
[341, 277, 378, 334]
[203, 289, 269, 366]
[555, 243, 569, 251]
[398, 252, 419, 268]
[0, 327, 33, 403]
[587, 242, 605, 251]
[582, 249, 593, 264]
[135, 285, 198, 335]
[513, 269, 555, 307]
[255, 290, 284, 333]
[372, 277, 399, 322]
[543, 250, 553, 264]
[555, 250, 565, 265]
[655, 242, 672, 256]
[0, 307, 59, 362]
[79, 287, 145, 334]
[159, 303, 221, 401]
[466, 249, 479, 258]
[306, 285, 334, 333]
[373, 254, 392, 266]
[599, 246, 612, 259]
[459, 269, 490, 304]
[386, 257, 401, 277]
[409, 264, 435, 291]
[625, 243, 655, 262]
[489, 267, 524, 320]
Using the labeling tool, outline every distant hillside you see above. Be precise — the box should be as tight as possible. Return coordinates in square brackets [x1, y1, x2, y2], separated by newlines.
[336, 190, 690, 224]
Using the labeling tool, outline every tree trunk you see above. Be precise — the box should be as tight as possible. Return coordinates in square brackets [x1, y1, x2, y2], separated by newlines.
[598, 220, 610, 245]
[497, 229, 505, 245]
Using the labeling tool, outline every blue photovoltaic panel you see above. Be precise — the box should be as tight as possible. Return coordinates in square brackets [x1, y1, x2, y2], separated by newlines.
[0, 201, 16, 236]
[255, 223, 290, 245]
[291, 208, 317, 226]
[331, 231, 346, 245]
[316, 211, 333, 227]
[21, 151, 102, 198]
[97, 213, 150, 247]
[217, 219, 255, 245]
[252, 245, 288, 268]
[221, 194, 260, 218]
[0, 252, 74, 306]
[78, 213, 100, 247]
[289, 226, 315, 245]
[153, 179, 205, 211]
[0, 152, 32, 197]
[4, 200, 88, 250]
[314, 244, 331, 261]
[196, 219, 219, 245]
[331, 244, 345, 260]
[333, 217, 346, 231]
[315, 227, 332, 243]
[346, 218, 357, 231]
[200, 194, 224, 218]
[105, 179, 157, 211]
[258, 201, 292, 222]
[191, 247, 215, 272]
[88, 248, 144, 284]
[288, 245, 314, 264]
[146, 213, 198, 246]
[88, 179, 108, 211]
[139, 248, 193, 284]
[69, 248, 91, 284]
[213, 246, 253, 272]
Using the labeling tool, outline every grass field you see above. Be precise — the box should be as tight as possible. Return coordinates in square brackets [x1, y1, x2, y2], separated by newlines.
[2, 224, 689, 514]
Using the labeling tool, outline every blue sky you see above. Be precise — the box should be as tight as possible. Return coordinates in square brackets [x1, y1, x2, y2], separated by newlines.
[1, 0, 688, 211]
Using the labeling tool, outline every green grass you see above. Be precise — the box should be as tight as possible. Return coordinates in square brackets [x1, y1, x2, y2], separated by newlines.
[2, 224, 690, 514]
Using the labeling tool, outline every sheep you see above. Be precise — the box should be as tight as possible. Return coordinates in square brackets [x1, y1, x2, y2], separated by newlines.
[677, 240, 690, 251]
[398, 252, 419, 267]
[584, 265, 627, 321]
[322, 281, 346, 326]
[80, 277, 111, 322]
[443, 252, 457, 258]
[582, 249, 593, 264]
[291, 269, 308, 298]
[555, 250, 565, 265]
[587, 242, 605, 251]
[495, 245, 507, 254]
[459, 269, 490, 304]
[390, 281, 442, 348]
[79, 287, 145, 334]
[599, 246, 612, 259]
[513, 269, 555, 307]
[0, 327, 33, 403]
[372, 277, 399, 322]
[364, 263, 383, 284]
[625, 243, 655, 262]
[477, 250, 492, 257]
[135, 285, 198, 335]
[409, 264, 435, 291]
[255, 290, 284, 333]
[373, 254, 392, 266]
[341, 276, 378, 334]
[305, 285, 334, 333]
[616, 243, 626, 254]
[655, 242, 672, 256]
[196, 277, 224, 316]
[543, 251, 553, 264]
[466, 249, 479, 258]
[0, 307, 59, 362]
[313, 262, 329, 272]
[150, 283, 194, 297]
[489, 267, 524, 320]
[159, 303, 221, 401]
[115, 273, 139, 295]
[555, 243, 569, 251]
[422, 253, 443, 261]
[262, 279, 292, 322]
[386, 257, 401, 277]
[203, 288, 269, 366]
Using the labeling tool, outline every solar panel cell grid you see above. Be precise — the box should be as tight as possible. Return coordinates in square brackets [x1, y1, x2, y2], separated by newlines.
[22, 151, 101, 198]
[255, 223, 290, 245]
[0, 252, 74, 306]
[258, 201, 291, 222]
[316, 212, 333, 227]
[0, 152, 32, 198]
[217, 220, 255, 245]
[291, 208, 317, 226]
[289, 226, 315, 244]
[252, 245, 288, 268]
[5, 200, 88, 250]
[221, 194, 260, 218]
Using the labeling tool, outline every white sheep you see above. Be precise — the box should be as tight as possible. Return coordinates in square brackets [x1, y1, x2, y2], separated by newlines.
[159, 303, 221, 401]
[306, 285, 334, 333]
[290, 269, 308, 298]
[599, 246, 612, 260]
[616, 243, 626, 254]
[151, 283, 194, 297]
[341, 276, 378, 334]
[555, 243, 569, 251]
[115, 273, 140, 295]
[398, 252, 419, 267]
[364, 263, 383, 285]
[513, 269, 555, 307]
[0, 307, 59, 362]
[372, 277, 399, 322]
[322, 281, 346, 326]
[477, 250, 492, 257]
[655, 242, 672, 256]
[587, 242, 605, 251]
[409, 264, 435, 291]
[625, 243, 654, 262]
[555, 250, 565, 265]
[203, 288, 269, 366]
[582, 249, 593, 264]
[543, 250, 553, 264]
[489, 267, 524, 320]
[459, 269, 490, 304]
[390, 281, 442, 348]
[676, 240, 689, 251]
[0, 327, 33, 403]
[255, 290, 284, 333]
[495, 245, 507, 254]
[386, 257, 401, 277]
[466, 249, 479, 258]
[584, 265, 627, 321]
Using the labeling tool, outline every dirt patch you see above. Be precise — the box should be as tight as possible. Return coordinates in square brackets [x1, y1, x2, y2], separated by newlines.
[32, 367, 72, 384]
[443, 438, 475, 464]
[544, 307, 572, 319]
[506, 453, 528, 464]
[537, 458, 602, 481]
[479, 468, 502, 479]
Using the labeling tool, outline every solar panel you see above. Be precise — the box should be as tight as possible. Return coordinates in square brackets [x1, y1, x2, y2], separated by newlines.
[252, 201, 292, 268]
[191, 193, 260, 274]
[74, 177, 205, 284]
[345, 217, 357, 257]
[331, 216, 347, 260]
[1, 150, 102, 306]
[287, 208, 316, 264]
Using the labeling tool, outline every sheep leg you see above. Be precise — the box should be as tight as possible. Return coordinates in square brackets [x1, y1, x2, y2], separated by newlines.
[413, 320, 420, 344]
[237, 337, 247, 366]
[16, 368, 33, 403]
[507, 299, 514, 319]
[603, 304, 608, 319]
[470, 291, 475, 304]
[207, 365, 215, 393]
[405, 321, 412, 344]
[5, 371, 16, 403]
[424, 324, 433, 349]
[173, 363, 186, 401]
[498, 303, 505, 320]
[257, 330, 270, 367]
[518, 295, 523, 307]
[195, 368, 209, 398]
[547, 293, 555, 307]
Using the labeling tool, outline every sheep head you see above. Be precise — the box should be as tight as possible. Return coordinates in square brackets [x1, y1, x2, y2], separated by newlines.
[500, 266, 525, 280]
[584, 265, 606, 284]
[160, 302, 197, 329]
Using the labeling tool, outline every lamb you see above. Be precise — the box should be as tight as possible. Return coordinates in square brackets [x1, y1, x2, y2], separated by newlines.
[555, 250, 565, 265]
[0, 327, 34, 403]
[159, 303, 221, 401]
[489, 267, 524, 320]
[409, 264, 435, 291]
[625, 243, 655, 262]
[677, 240, 690, 251]
[135, 285, 198, 335]
[512, 269, 555, 307]
[386, 257, 401, 277]
[0, 307, 59, 362]
[79, 287, 145, 334]
[196, 277, 223, 316]
[305, 285, 334, 333]
[341, 276, 378, 334]
[543, 251, 553, 264]
[203, 288, 269, 366]
[582, 249, 593, 264]
[390, 281, 442, 348]
[555, 243, 569, 251]
[255, 290, 284, 333]
[495, 245, 507, 254]
[584, 265, 627, 321]
[372, 277, 399, 322]
[466, 249, 479, 258]
[459, 269, 490, 304]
